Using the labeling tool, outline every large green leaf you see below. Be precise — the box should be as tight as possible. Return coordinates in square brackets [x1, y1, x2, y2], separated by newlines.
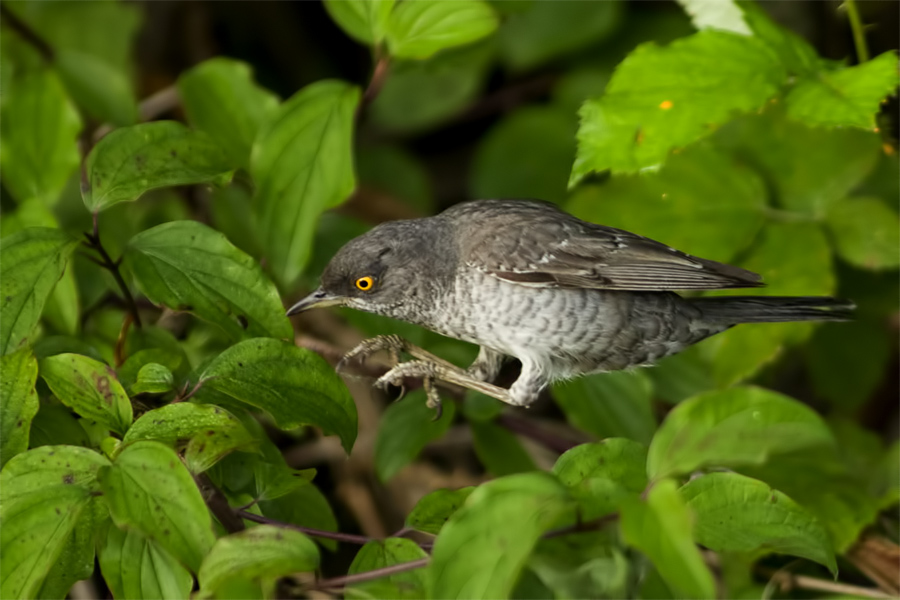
[470, 106, 576, 204]
[571, 30, 784, 180]
[0, 228, 79, 355]
[647, 386, 834, 480]
[552, 439, 647, 521]
[528, 531, 629, 600]
[553, 370, 656, 445]
[0, 68, 81, 206]
[195, 338, 357, 453]
[498, 0, 622, 70]
[786, 51, 899, 130]
[123, 403, 257, 473]
[56, 49, 138, 126]
[567, 145, 767, 262]
[385, 0, 498, 60]
[98, 525, 193, 600]
[405, 487, 474, 535]
[98, 441, 216, 573]
[124, 220, 292, 341]
[0, 349, 40, 467]
[429, 472, 572, 599]
[197, 525, 319, 599]
[325, 0, 395, 45]
[824, 196, 900, 270]
[348, 538, 429, 599]
[39, 353, 133, 436]
[471, 419, 537, 477]
[681, 472, 837, 574]
[0, 445, 110, 600]
[37, 496, 106, 600]
[374, 391, 456, 480]
[83, 121, 235, 213]
[251, 80, 359, 285]
[178, 58, 280, 169]
[620, 479, 716, 599]
[258, 482, 339, 552]
[701, 221, 834, 386]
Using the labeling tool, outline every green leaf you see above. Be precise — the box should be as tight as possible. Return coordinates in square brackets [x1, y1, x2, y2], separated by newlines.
[405, 487, 475, 535]
[258, 483, 339, 552]
[571, 31, 784, 180]
[195, 338, 357, 453]
[197, 525, 319, 599]
[129, 363, 175, 396]
[0, 349, 40, 467]
[43, 260, 80, 337]
[253, 462, 315, 502]
[98, 525, 193, 600]
[552, 370, 656, 445]
[83, 121, 235, 213]
[702, 221, 834, 386]
[682, 472, 836, 573]
[28, 404, 91, 449]
[0, 445, 110, 600]
[715, 110, 881, 215]
[552, 439, 647, 520]
[118, 348, 187, 392]
[178, 58, 280, 169]
[371, 42, 493, 132]
[620, 479, 716, 599]
[648, 346, 715, 405]
[374, 391, 456, 480]
[498, 0, 622, 70]
[429, 472, 572, 599]
[529, 531, 630, 600]
[825, 196, 900, 270]
[348, 538, 429, 599]
[1, 228, 79, 355]
[56, 49, 138, 126]
[0, 68, 81, 206]
[124, 220, 292, 341]
[385, 0, 498, 60]
[123, 403, 257, 473]
[98, 441, 216, 573]
[325, 0, 395, 45]
[647, 386, 834, 480]
[567, 145, 767, 262]
[471, 420, 537, 476]
[739, 2, 820, 77]
[39, 353, 133, 436]
[805, 319, 890, 412]
[37, 496, 106, 600]
[676, 0, 750, 35]
[786, 51, 899, 130]
[470, 107, 576, 204]
[251, 80, 359, 285]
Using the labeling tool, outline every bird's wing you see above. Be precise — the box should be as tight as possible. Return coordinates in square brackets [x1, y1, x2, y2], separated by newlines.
[458, 203, 762, 291]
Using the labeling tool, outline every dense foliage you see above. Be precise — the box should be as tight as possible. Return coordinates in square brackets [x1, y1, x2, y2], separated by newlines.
[0, 0, 898, 598]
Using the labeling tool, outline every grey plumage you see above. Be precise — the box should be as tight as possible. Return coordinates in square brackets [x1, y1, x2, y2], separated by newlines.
[289, 199, 853, 407]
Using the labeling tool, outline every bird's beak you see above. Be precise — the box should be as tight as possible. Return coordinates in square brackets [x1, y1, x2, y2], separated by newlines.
[286, 289, 345, 316]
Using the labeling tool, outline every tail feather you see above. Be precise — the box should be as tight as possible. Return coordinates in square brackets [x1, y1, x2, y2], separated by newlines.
[690, 296, 855, 324]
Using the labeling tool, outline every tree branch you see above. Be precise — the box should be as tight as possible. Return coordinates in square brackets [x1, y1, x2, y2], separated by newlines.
[312, 558, 431, 591]
[0, 2, 54, 61]
[83, 232, 143, 328]
[196, 472, 246, 534]
[237, 510, 377, 546]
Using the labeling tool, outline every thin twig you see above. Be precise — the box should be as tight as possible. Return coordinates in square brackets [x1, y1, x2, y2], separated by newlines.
[843, 0, 870, 64]
[237, 510, 376, 546]
[361, 52, 390, 108]
[0, 2, 54, 61]
[83, 232, 143, 328]
[312, 558, 431, 591]
[196, 472, 246, 534]
[762, 568, 891, 599]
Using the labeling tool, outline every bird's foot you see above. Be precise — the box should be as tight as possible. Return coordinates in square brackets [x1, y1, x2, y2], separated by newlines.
[376, 360, 445, 420]
[338, 334, 407, 372]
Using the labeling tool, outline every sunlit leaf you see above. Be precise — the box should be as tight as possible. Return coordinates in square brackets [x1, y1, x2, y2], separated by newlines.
[0, 349, 40, 467]
[325, 0, 395, 45]
[98, 525, 193, 600]
[385, 0, 498, 60]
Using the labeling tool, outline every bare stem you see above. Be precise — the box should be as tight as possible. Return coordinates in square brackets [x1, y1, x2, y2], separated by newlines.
[844, 0, 870, 63]
[313, 558, 431, 591]
[237, 510, 376, 546]
[83, 232, 143, 328]
[196, 472, 246, 534]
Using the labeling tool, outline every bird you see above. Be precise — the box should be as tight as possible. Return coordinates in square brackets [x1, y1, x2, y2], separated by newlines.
[287, 199, 853, 412]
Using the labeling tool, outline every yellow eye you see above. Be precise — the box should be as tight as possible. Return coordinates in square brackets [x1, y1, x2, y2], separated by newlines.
[355, 276, 374, 291]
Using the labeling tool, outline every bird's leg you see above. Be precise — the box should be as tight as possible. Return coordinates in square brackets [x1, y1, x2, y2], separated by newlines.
[377, 360, 521, 408]
[466, 346, 507, 382]
[338, 334, 467, 376]
[506, 359, 548, 407]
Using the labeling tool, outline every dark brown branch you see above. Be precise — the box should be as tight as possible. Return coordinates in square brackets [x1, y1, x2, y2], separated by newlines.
[495, 413, 582, 454]
[196, 472, 246, 534]
[237, 510, 376, 546]
[312, 558, 431, 591]
[362, 53, 390, 108]
[0, 2, 54, 61]
[83, 232, 143, 328]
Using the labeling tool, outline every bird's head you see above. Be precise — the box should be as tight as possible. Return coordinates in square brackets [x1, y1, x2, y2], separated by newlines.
[287, 218, 449, 318]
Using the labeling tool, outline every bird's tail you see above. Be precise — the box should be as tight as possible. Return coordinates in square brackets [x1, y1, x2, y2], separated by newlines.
[690, 296, 855, 324]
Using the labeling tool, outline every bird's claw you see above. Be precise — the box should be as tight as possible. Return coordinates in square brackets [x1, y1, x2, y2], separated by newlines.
[376, 361, 444, 420]
[338, 334, 407, 373]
